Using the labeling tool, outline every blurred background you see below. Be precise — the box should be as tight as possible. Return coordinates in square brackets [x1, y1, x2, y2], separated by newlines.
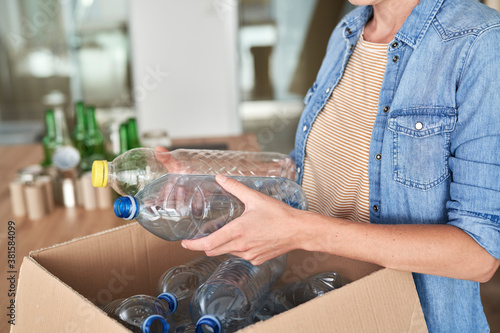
[0, 0, 359, 154]
[1, 0, 498, 153]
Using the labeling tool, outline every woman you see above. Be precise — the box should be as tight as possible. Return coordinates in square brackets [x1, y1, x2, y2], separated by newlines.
[182, 0, 500, 331]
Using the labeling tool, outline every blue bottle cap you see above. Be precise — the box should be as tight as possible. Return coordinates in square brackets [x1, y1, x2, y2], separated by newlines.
[142, 314, 169, 333]
[158, 292, 178, 313]
[114, 196, 138, 220]
[196, 315, 221, 333]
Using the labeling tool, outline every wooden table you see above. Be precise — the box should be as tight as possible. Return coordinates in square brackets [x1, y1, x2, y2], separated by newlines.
[0, 133, 259, 333]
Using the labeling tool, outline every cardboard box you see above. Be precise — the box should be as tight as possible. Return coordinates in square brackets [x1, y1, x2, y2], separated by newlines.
[12, 223, 428, 332]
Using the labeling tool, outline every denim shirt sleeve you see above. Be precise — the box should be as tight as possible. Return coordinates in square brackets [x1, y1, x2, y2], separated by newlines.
[447, 26, 500, 260]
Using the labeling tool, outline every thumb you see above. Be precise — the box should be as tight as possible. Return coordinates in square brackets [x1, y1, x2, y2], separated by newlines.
[155, 146, 174, 166]
[154, 146, 169, 153]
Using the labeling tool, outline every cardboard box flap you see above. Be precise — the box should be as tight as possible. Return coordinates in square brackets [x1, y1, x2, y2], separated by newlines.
[29, 222, 204, 304]
[240, 269, 427, 333]
[14, 222, 428, 332]
[12, 257, 129, 333]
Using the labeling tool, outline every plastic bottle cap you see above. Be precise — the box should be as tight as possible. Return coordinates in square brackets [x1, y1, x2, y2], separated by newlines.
[114, 196, 138, 220]
[53, 146, 81, 170]
[196, 315, 221, 333]
[142, 315, 169, 333]
[92, 160, 108, 187]
[158, 292, 178, 313]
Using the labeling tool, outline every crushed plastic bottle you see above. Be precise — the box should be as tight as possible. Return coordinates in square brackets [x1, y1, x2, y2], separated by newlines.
[104, 294, 176, 333]
[157, 255, 230, 332]
[92, 148, 296, 195]
[113, 174, 308, 241]
[191, 255, 287, 333]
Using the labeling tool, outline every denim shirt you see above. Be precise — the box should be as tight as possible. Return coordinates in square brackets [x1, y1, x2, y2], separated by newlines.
[291, 0, 500, 331]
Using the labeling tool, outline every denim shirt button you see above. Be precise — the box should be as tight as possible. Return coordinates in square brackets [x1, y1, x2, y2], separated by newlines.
[326, 88, 330, 94]
[383, 106, 390, 113]
[373, 205, 379, 212]
[391, 41, 399, 49]
[297, 167, 301, 174]
[415, 122, 423, 130]
[392, 55, 399, 63]
[375, 153, 382, 161]
[302, 125, 308, 132]
[346, 28, 352, 35]
[350, 44, 354, 52]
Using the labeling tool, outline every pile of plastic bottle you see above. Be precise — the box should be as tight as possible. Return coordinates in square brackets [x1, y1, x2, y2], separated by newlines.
[93, 147, 344, 332]
[100, 255, 345, 333]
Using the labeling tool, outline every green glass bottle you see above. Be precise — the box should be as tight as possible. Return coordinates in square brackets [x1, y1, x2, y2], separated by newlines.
[126, 118, 141, 149]
[119, 122, 129, 154]
[41, 109, 57, 167]
[72, 101, 87, 158]
[81, 106, 106, 172]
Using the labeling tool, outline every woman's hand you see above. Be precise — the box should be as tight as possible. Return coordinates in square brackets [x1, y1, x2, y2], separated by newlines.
[181, 174, 310, 265]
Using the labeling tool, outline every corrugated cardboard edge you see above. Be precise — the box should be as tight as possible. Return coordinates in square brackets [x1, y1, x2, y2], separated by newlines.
[239, 268, 428, 333]
[29, 222, 139, 258]
[12, 256, 130, 333]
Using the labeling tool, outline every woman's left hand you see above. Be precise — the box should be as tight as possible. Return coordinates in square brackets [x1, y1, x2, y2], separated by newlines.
[181, 174, 309, 265]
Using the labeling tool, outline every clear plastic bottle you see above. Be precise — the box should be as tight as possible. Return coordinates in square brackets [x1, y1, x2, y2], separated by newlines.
[252, 288, 293, 322]
[191, 255, 287, 333]
[254, 271, 345, 321]
[279, 271, 344, 306]
[156, 255, 230, 332]
[92, 147, 296, 196]
[41, 109, 73, 167]
[113, 174, 308, 241]
[106, 294, 176, 333]
[100, 297, 126, 317]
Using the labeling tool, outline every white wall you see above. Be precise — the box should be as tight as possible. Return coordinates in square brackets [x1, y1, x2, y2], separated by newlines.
[129, 0, 241, 139]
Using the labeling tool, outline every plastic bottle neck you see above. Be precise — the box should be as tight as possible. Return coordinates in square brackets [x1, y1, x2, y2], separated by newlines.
[113, 195, 139, 220]
[106, 162, 115, 188]
[157, 292, 178, 313]
[142, 315, 169, 333]
[196, 315, 221, 333]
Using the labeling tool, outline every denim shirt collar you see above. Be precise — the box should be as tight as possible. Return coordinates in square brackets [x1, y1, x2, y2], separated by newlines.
[341, 0, 445, 48]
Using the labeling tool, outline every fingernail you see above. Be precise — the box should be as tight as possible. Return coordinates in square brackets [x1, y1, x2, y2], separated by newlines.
[217, 174, 228, 183]
[181, 242, 187, 249]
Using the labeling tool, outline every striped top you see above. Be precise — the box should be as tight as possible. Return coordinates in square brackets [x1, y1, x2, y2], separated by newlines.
[302, 34, 388, 223]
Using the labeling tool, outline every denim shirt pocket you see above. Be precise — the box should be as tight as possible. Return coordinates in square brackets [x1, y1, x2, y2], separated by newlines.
[303, 82, 318, 105]
[387, 107, 457, 190]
